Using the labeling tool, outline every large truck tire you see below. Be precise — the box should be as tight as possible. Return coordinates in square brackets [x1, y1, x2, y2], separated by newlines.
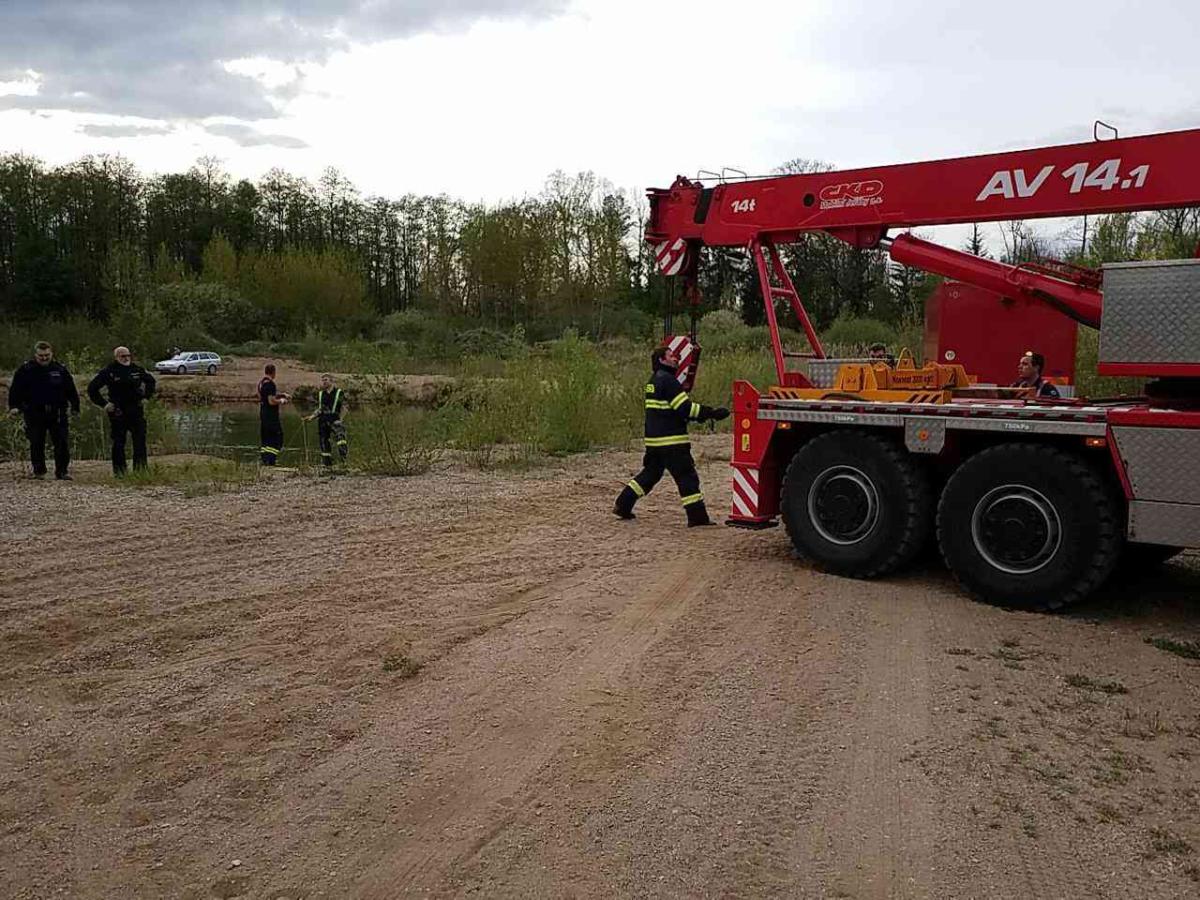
[937, 444, 1121, 611]
[781, 430, 933, 578]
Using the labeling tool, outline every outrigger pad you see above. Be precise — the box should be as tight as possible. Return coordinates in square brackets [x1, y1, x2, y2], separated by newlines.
[725, 518, 779, 530]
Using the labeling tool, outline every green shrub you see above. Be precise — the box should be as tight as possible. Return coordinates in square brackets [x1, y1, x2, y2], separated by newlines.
[591, 305, 654, 340]
[236, 246, 371, 336]
[814, 316, 929, 363]
[356, 411, 442, 476]
[298, 327, 332, 366]
[821, 315, 899, 351]
[154, 282, 268, 345]
[455, 327, 522, 359]
[0, 317, 112, 370]
[699, 309, 744, 333]
[696, 349, 778, 397]
[446, 331, 638, 454]
[379, 309, 455, 357]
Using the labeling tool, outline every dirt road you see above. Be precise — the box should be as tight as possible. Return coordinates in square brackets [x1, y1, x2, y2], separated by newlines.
[2, 436, 1199, 898]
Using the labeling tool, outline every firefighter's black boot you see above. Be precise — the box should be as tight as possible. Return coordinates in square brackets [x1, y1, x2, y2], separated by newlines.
[686, 500, 715, 528]
[613, 484, 638, 520]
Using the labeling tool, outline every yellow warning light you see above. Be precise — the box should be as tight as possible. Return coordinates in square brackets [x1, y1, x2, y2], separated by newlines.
[1085, 437, 1107, 448]
[917, 429, 930, 441]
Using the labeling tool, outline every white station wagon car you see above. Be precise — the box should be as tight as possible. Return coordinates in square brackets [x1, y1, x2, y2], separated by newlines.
[155, 351, 223, 375]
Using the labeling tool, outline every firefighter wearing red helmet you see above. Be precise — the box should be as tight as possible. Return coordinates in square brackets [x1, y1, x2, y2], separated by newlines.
[613, 344, 729, 527]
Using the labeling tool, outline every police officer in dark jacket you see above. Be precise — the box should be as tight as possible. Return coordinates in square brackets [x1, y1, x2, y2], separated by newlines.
[7, 341, 80, 480]
[87, 346, 156, 475]
[614, 345, 730, 527]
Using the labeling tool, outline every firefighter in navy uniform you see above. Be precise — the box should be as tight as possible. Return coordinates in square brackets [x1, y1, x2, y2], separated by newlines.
[613, 345, 730, 526]
[1011, 350, 1061, 398]
[306, 373, 348, 467]
[257, 364, 290, 466]
[87, 346, 156, 475]
[7, 341, 81, 480]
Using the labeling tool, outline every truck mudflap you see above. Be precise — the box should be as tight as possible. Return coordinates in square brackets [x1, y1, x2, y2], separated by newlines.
[726, 381, 782, 527]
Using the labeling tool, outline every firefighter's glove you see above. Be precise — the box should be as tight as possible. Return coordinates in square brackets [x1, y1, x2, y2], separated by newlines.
[711, 407, 730, 421]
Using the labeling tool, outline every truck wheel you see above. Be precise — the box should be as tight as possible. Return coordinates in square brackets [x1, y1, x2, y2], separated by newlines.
[781, 430, 933, 578]
[937, 444, 1120, 611]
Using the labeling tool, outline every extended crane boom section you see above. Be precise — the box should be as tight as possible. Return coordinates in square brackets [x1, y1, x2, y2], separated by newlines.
[886, 233, 1104, 329]
[647, 128, 1200, 250]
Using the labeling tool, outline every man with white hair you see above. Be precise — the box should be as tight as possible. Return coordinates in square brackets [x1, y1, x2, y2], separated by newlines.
[87, 346, 157, 475]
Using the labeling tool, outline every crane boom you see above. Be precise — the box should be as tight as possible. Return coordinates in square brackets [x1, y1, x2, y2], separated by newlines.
[648, 128, 1200, 250]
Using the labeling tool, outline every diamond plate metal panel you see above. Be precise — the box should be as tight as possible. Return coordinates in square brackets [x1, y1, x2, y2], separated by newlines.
[1112, 426, 1200, 504]
[759, 408, 904, 427]
[905, 418, 946, 454]
[806, 358, 870, 388]
[757, 406, 1106, 436]
[1127, 500, 1200, 547]
[1100, 259, 1200, 365]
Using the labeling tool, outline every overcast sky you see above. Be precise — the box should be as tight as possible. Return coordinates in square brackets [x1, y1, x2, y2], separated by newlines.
[2, 0, 1199, 250]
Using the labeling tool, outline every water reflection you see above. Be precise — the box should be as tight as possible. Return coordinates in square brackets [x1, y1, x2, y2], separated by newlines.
[3, 403, 315, 465]
[2, 401, 435, 467]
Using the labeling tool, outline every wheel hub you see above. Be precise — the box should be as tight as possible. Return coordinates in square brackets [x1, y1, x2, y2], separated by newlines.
[808, 465, 879, 545]
[970, 485, 1062, 574]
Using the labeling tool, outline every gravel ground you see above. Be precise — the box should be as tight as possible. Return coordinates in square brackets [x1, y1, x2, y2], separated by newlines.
[2, 435, 1199, 898]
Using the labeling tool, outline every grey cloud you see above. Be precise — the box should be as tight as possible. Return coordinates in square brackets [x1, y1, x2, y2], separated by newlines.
[0, 1, 567, 120]
[205, 123, 309, 149]
[79, 123, 175, 138]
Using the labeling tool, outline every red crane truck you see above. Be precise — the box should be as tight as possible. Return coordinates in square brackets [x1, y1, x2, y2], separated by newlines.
[647, 127, 1200, 610]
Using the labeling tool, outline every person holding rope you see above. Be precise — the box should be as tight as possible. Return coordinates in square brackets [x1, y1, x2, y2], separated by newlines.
[305, 373, 348, 467]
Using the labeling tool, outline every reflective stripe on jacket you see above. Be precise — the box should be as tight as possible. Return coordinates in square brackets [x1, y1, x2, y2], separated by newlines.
[643, 365, 708, 448]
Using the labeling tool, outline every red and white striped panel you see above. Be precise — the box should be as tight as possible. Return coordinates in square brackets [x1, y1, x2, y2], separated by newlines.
[655, 238, 688, 276]
[731, 466, 760, 518]
[667, 335, 696, 384]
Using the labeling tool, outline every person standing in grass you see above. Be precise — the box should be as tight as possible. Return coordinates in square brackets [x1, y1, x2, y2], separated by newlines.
[305, 373, 348, 467]
[257, 364, 290, 466]
[7, 341, 81, 480]
[87, 346, 156, 476]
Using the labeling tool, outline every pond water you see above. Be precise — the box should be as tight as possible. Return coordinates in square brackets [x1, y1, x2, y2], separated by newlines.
[1, 402, 435, 467]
